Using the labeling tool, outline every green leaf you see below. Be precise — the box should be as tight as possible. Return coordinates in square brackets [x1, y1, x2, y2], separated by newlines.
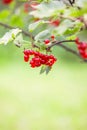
[29, 20, 49, 32]
[77, 30, 87, 42]
[0, 28, 22, 45]
[40, 66, 46, 74]
[54, 20, 74, 35]
[13, 34, 23, 47]
[11, 28, 22, 39]
[64, 21, 83, 35]
[35, 29, 50, 41]
[0, 10, 10, 21]
[10, 15, 24, 27]
[46, 66, 51, 74]
[30, 1, 65, 18]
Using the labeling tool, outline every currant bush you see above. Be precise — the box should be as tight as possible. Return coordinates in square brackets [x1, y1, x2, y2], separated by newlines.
[0, 0, 87, 74]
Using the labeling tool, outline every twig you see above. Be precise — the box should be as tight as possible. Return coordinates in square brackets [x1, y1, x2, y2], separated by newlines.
[47, 40, 81, 57]
[58, 43, 79, 57]
[48, 40, 75, 48]
[0, 22, 34, 40]
[59, 43, 87, 62]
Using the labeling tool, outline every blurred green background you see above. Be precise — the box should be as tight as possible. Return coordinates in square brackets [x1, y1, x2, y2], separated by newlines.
[0, 26, 87, 130]
[0, 1, 87, 129]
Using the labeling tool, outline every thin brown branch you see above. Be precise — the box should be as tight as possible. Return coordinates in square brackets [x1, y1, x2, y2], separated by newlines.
[0, 22, 34, 40]
[47, 40, 81, 58]
[48, 40, 75, 48]
[58, 43, 79, 57]
[59, 44, 87, 62]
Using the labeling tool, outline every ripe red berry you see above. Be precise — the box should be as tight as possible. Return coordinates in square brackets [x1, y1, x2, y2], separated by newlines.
[81, 43, 87, 50]
[23, 50, 30, 55]
[44, 39, 50, 44]
[81, 52, 87, 59]
[40, 59, 46, 64]
[34, 51, 40, 56]
[75, 38, 87, 59]
[49, 55, 54, 59]
[28, 50, 34, 55]
[49, 60, 55, 66]
[79, 50, 85, 55]
[50, 19, 60, 27]
[51, 35, 55, 39]
[2, 0, 13, 4]
[75, 37, 80, 44]
[78, 43, 87, 50]
[24, 55, 29, 62]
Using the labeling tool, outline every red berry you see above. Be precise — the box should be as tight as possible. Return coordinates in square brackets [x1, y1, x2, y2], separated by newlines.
[79, 50, 85, 55]
[44, 39, 50, 44]
[39, 53, 46, 59]
[34, 51, 40, 56]
[30, 59, 34, 64]
[81, 52, 87, 59]
[2, 0, 13, 4]
[50, 60, 55, 65]
[23, 50, 29, 55]
[49, 55, 54, 59]
[78, 43, 87, 50]
[41, 59, 46, 64]
[30, 60, 36, 68]
[51, 35, 55, 39]
[28, 50, 34, 55]
[75, 37, 80, 44]
[81, 43, 87, 50]
[24, 55, 29, 62]
[50, 20, 60, 27]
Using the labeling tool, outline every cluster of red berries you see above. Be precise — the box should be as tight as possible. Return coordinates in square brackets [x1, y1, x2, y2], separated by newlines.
[23, 50, 57, 68]
[2, 0, 13, 4]
[75, 38, 87, 59]
[44, 35, 55, 44]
